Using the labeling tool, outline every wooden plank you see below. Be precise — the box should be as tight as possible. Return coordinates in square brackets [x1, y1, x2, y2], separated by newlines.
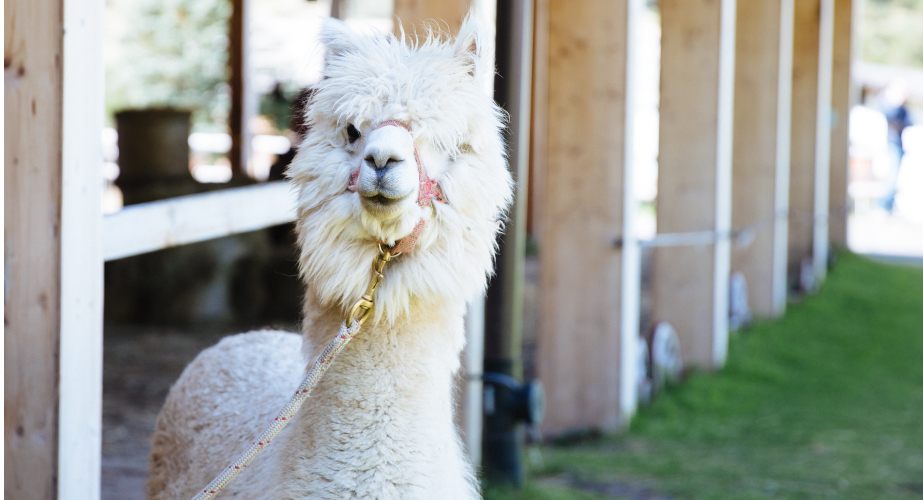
[788, 0, 820, 278]
[538, 0, 633, 433]
[4, 0, 64, 497]
[653, 0, 736, 369]
[731, 0, 793, 318]
[103, 181, 297, 261]
[58, 0, 105, 497]
[828, 0, 852, 247]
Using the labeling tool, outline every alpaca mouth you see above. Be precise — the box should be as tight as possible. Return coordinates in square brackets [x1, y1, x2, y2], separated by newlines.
[360, 191, 412, 217]
[366, 194, 400, 205]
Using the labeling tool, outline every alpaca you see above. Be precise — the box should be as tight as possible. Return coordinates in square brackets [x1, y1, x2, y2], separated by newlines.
[147, 15, 512, 500]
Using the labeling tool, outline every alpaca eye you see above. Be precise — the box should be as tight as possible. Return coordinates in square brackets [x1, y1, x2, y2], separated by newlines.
[346, 124, 361, 143]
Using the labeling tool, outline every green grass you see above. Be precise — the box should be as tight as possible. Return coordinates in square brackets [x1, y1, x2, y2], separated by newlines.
[488, 252, 923, 500]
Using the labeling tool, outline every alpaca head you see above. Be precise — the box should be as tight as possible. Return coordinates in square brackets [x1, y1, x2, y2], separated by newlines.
[289, 16, 513, 323]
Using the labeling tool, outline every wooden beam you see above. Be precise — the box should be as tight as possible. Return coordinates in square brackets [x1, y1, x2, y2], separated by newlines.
[731, 0, 794, 318]
[828, 0, 853, 247]
[4, 0, 64, 497]
[653, 0, 736, 369]
[102, 181, 297, 261]
[537, 0, 637, 433]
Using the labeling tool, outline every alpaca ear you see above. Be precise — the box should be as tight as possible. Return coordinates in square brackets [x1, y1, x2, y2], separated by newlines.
[320, 17, 359, 61]
[454, 13, 491, 78]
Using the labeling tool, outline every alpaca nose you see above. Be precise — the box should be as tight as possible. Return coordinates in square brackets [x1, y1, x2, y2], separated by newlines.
[364, 149, 405, 172]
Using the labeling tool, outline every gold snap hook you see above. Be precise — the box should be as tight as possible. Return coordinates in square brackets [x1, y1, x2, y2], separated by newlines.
[346, 245, 397, 327]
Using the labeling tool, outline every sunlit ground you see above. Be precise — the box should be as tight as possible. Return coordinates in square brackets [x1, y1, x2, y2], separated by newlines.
[849, 210, 923, 260]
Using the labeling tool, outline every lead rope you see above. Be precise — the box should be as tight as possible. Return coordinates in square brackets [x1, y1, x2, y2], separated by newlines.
[190, 246, 396, 500]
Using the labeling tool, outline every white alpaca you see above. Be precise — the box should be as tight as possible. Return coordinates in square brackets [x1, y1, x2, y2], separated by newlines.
[147, 16, 512, 500]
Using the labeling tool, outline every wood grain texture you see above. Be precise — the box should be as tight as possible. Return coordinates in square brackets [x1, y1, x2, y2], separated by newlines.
[731, 0, 788, 317]
[828, 0, 852, 247]
[4, 0, 64, 497]
[653, 0, 734, 369]
[537, 0, 629, 433]
[788, 0, 820, 274]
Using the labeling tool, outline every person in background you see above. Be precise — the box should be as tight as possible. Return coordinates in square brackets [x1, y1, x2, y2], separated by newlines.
[877, 78, 912, 213]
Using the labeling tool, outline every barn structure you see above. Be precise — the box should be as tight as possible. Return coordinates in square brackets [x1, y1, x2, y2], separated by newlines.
[5, 0, 854, 497]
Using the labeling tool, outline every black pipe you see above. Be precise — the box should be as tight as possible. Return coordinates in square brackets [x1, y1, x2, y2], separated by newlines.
[482, 0, 535, 488]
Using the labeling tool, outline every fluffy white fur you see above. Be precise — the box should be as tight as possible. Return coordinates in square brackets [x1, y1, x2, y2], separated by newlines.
[147, 15, 512, 500]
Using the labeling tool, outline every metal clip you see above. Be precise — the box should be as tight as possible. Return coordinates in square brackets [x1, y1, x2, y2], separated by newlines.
[346, 245, 395, 327]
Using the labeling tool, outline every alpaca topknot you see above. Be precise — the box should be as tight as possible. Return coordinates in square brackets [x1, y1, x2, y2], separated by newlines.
[287, 15, 514, 325]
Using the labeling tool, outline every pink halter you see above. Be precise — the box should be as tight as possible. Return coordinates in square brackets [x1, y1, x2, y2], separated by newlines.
[346, 120, 445, 254]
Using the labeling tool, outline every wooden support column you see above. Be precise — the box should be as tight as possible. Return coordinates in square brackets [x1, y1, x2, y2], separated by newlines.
[731, 0, 794, 318]
[5, 1, 65, 496]
[654, 0, 736, 369]
[5, 0, 104, 498]
[229, 0, 254, 178]
[828, 0, 853, 247]
[788, 0, 821, 278]
[394, 0, 472, 33]
[789, 0, 834, 285]
[393, 0, 483, 465]
[537, 0, 639, 433]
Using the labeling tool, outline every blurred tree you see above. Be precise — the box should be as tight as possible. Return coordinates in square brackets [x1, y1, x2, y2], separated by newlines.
[863, 0, 923, 69]
[106, 0, 232, 130]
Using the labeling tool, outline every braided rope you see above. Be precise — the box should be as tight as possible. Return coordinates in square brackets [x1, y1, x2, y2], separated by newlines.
[190, 320, 362, 500]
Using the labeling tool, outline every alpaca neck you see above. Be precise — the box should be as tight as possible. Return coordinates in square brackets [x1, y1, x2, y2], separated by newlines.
[276, 291, 473, 497]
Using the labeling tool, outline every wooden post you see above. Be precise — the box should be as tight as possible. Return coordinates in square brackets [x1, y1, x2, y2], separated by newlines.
[4, 1, 65, 496]
[788, 0, 820, 278]
[789, 0, 834, 285]
[537, 0, 640, 433]
[731, 0, 794, 318]
[813, 0, 834, 284]
[828, 0, 853, 247]
[392, 0, 483, 465]
[528, 0, 549, 244]
[393, 0, 472, 33]
[229, 0, 254, 178]
[653, 0, 736, 369]
[5, 0, 104, 498]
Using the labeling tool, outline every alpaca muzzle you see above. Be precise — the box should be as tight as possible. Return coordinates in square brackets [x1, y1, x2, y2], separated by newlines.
[347, 120, 445, 253]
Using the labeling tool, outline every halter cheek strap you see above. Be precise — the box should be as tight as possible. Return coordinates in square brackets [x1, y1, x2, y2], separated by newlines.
[346, 120, 445, 254]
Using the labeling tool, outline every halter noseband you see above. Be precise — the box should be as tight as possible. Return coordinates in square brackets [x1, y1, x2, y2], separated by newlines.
[347, 121, 445, 254]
